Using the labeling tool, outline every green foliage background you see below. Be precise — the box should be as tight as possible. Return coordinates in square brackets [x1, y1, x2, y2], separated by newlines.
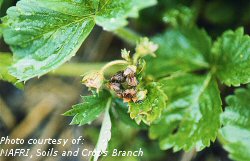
[1, 0, 250, 161]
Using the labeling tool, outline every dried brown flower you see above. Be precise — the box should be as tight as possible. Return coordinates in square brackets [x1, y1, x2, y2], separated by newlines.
[108, 65, 146, 103]
[82, 71, 104, 90]
[126, 76, 138, 87]
[122, 89, 137, 102]
[109, 82, 122, 92]
[111, 71, 125, 83]
[123, 65, 137, 77]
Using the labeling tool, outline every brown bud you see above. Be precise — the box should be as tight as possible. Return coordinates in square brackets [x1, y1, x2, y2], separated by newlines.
[123, 65, 137, 77]
[109, 82, 122, 92]
[116, 92, 123, 98]
[123, 97, 132, 103]
[126, 76, 138, 87]
[122, 89, 137, 102]
[111, 71, 125, 83]
[82, 71, 104, 90]
[108, 65, 145, 103]
[132, 97, 139, 103]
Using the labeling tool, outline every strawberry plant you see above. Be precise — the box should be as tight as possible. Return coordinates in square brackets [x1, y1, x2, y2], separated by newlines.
[1, 0, 250, 161]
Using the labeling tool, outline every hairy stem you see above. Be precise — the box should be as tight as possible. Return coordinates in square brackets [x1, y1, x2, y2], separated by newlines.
[100, 60, 128, 74]
[114, 27, 141, 45]
[50, 63, 106, 77]
[50, 61, 128, 77]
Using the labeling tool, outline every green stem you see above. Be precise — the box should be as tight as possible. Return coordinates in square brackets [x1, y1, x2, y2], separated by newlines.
[50, 63, 106, 77]
[114, 27, 141, 45]
[100, 60, 128, 74]
[50, 61, 128, 77]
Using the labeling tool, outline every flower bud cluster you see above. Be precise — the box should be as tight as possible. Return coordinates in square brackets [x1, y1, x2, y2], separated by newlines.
[108, 65, 147, 103]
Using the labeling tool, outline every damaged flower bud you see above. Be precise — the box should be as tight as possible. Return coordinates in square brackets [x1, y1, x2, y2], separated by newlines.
[82, 71, 104, 90]
[126, 76, 138, 87]
[123, 65, 137, 77]
[122, 89, 137, 103]
[123, 66, 138, 87]
[108, 65, 146, 103]
[111, 71, 126, 83]
[109, 82, 122, 92]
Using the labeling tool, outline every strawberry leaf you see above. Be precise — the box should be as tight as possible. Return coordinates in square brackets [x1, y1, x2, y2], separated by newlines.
[149, 73, 222, 151]
[163, 5, 195, 27]
[0, 53, 23, 88]
[146, 27, 211, 78]
[96, 0, 157, 31]
[219, 85, 250, 161]
[64, 91, 111, 126]
[3, 0, 95, 81]
[115, 99, 148, 129]
[2, 0, 156, 81]
[128, 82, 168, 125]
[211, 28, 250, 86]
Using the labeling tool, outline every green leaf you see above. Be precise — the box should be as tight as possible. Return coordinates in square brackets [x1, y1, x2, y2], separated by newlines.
[128, 82, 168, 125]
[146, 27, 211, 78]
[3, 0, 95, 81]
[95, 0, 157, 31]
[149, 73, 222, 151]
[163, 5, 195, 27]
[3, 0, 156, 81]
[0, 53, 14, 82]
[64, 91, 111, 126]
[0, 53, 23, 88]
[114, 99, 147, 129]
[211, 28, 250, 86]
[0, 0, 3, 37]
[219, 85, 250, 161]
[93, 103, 112, 161]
